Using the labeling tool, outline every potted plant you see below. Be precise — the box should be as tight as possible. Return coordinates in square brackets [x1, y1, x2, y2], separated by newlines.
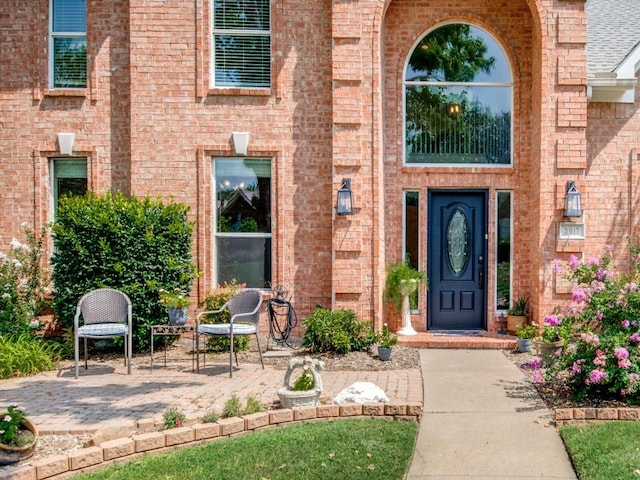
[0, 405, 39, 465]
[384, 256, 427, 335]
[534, 314, 568, 365]
[159, 288, 191, 325]
[514, 322, 538, 353]
[375, 323, 398, 361]
[277, 357, 324, 408]
[506, 296, 528, 334]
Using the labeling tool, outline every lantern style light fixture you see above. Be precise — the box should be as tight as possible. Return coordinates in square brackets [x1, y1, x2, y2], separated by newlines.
[565, 181, 583, 218]
[336, 178, 353, 215]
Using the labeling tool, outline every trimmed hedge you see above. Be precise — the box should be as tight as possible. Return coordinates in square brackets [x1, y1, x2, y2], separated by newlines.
[51, 191, 196, 352]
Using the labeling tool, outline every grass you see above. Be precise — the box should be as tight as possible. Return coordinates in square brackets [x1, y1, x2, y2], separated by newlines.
[73, 418, 418, 480]
[561, 421, 640, 480]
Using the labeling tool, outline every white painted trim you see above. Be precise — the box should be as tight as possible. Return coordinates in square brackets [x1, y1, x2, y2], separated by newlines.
[588, 43, 640, 104]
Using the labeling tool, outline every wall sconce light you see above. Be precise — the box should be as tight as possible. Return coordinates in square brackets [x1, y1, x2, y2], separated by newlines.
[448, 103, 461, 116]
[231, 131, 250, 156]
[57, 133, 75, 155]
[336, 178, 353, 215]
[565, 181, 583, 218]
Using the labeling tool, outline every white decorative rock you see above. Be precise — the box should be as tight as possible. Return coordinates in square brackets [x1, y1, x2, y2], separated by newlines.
[332, 382, 389, 404]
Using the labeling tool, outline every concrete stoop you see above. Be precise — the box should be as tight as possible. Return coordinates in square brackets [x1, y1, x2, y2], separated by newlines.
[1, 402, 422, 480]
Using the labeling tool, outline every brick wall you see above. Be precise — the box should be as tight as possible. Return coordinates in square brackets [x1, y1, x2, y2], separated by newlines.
[3, 0, 637, 336]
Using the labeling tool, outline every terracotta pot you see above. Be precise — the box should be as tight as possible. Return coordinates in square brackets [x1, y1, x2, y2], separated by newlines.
[0, 418, 39, 466]
[506, 315, 526, 335]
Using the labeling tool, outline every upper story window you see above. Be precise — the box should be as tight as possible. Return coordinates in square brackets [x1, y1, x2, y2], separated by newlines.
[212, 0, 271, 88]
[50, 0, 87, 89]
[404, 24, 513, 165]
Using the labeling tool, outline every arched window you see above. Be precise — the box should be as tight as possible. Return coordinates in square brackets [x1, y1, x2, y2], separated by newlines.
[404, 24, 512, 165]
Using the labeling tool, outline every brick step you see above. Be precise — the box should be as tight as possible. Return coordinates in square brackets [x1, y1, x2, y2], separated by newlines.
[397, 331, 516, 350]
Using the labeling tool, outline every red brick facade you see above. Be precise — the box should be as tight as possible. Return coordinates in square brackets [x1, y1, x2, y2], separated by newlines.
[2, 0, 637, 334]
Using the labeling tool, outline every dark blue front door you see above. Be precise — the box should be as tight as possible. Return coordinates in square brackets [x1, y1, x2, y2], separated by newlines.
[428, 191, 487, 330]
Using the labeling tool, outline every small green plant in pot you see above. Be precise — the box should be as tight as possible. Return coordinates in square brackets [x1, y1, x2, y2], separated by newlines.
[0, 404, 39, 465]
[515, 322, 538, 353]
[506, 295, 528, 334]
[159, 288, 191, 325]
[278, 357, 324, 408]
[376, 324, 398, 361]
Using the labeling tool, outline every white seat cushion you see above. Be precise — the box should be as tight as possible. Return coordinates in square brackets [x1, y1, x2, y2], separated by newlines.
[199, 323, 257, 336]
[78, 323, 128, 337]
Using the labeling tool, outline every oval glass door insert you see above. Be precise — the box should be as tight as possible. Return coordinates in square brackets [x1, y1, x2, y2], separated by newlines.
[447, 209, 469, 276]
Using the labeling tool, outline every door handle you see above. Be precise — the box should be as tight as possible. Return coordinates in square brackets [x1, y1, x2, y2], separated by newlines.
[478, 256, 484, 290]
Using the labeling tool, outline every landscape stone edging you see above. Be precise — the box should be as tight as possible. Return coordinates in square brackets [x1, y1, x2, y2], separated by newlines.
[0, 402, 422, 480]
[554, 406, 640, 425]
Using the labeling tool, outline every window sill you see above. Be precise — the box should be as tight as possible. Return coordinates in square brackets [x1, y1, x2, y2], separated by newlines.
[44, 88, 88, 98]
[207, 87, 271, 97]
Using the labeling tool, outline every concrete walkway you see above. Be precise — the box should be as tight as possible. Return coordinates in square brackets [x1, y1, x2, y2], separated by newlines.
[407, 349, 577, 480]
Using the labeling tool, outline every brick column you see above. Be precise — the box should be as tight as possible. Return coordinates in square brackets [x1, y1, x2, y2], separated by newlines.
[330, 0, 369, 318]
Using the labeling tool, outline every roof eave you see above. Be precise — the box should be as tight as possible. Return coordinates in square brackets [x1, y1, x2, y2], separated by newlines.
[588, 76, 637, 103]
[588, 41, 640, 104]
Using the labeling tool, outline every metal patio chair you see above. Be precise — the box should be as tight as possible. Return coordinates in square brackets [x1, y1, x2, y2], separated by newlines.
[196, 288, 265, 377]
[74, 288, 133, 379]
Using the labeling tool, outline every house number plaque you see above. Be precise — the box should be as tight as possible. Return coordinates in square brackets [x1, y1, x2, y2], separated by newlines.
[558, 222, 585, 240]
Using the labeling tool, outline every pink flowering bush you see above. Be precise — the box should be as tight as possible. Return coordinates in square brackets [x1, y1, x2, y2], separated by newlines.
[547, 244, 640, 402]
[540, 314, 570, 343]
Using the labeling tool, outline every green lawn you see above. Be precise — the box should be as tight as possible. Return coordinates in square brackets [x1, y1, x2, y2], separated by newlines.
[561, 421, 640, 480]
[74, 418, 418, 480]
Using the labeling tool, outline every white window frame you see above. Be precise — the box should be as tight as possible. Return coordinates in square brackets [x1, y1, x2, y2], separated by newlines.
[495, 190, 513, 312]
[403, 190, 421, 312]
[50, 157, 88, 221]
[210, 0, 271, 89]
[212, 157, 273, 288]
[403, 22, 514, 167]
[49, 0, 87, 89]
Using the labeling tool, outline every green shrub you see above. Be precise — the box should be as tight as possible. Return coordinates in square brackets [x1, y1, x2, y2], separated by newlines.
[220, 393, 263, 418]
[222, 394, 243, 418]
[243, 394, 263, 415]
[0, 334, 64, 379]
[163, 408, 186, 429]
[301, 308, 375, 354]
[201, 411, 219, 423]
[0, 225, 51, 338]
[51, 192, 196, 352]
[201, 280, 248, 353]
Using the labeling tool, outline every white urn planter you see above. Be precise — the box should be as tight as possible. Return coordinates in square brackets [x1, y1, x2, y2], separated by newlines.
[277, 357, 325, 408]
[397, 279, 419, 336]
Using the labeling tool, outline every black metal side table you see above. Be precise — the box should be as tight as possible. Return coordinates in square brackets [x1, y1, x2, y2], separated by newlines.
[150, 324, 196, 371]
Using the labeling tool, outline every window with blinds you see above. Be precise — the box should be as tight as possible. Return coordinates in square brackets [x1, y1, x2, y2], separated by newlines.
[212, 0, 271, 88]
[50, 0, 87, 88]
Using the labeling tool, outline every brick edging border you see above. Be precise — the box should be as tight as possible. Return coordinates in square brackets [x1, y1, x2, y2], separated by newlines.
[554, 406, 640, 425]
[2, 401, 422, 480]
